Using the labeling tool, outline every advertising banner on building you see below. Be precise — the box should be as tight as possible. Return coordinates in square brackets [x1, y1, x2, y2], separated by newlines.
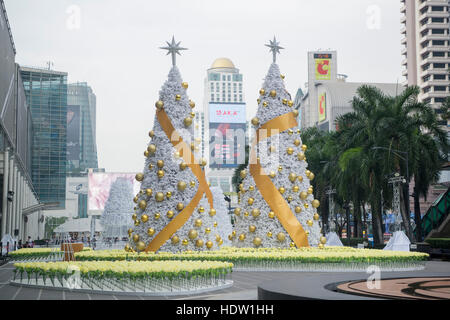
[66, 105, 80, 161]
[314, 53, 332, 81]
[88, 173, 140, 213]
[318, 92, 327, 122]
[208, 103, 246, 168]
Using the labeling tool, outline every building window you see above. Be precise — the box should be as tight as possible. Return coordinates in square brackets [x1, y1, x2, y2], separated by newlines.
[434, 63, 446, 69]
[423, 86, 431, 94]
[422, 63, 430, 71]
[434, 86, 447, 92]
[239, 95, 242, 102]
[227, 75, 231, 81]
[423, 98, 432, 104]
[432, 40, 445, 46]
[432, 29, 445, 35]
[433, 51, 445, 57]
[211, 94, 214, 101]
[423, 75, 431, 82]
[431, 6, 444, 12]
[222, 75, 226, 81]
[432, 17, 445, 23]
[435, 97, 446, 103]
[434, 74, 446, 80]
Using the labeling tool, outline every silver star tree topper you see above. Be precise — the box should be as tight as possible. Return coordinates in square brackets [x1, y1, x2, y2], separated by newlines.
[160, 36, 188, 66]
[265, 36, 284, 63]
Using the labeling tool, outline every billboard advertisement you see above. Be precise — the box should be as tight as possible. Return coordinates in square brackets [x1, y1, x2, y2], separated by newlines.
[66, 105, 80, 161]
[314, 53, 332, 81]
[88, 173, 140, 213]
[208, 103, 246, 168]
[318, 92, 326, 122]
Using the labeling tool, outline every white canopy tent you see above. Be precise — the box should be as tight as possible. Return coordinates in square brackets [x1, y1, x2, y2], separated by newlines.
[53, 217, 103, 234]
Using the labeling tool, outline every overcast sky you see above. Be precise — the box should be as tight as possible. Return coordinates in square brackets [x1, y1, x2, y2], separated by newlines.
[4, 0, 403, 173]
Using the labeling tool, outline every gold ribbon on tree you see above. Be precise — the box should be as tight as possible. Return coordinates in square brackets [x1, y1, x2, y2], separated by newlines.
[249, 112, 309, 248]
[145, 109, 214, 252]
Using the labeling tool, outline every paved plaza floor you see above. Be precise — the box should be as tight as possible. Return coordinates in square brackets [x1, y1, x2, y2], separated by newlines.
[1, 260, 449, 300]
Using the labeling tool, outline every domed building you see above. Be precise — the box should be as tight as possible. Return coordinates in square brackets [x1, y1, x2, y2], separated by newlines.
[192, 57, 247, 199]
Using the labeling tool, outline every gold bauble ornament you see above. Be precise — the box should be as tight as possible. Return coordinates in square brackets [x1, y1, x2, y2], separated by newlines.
[205, 228, 211, 234]
[133, 196, 138, 203]
[206, 241, 213, 249]
[295, 206, 302, 213]
[132, 234, 140, 242]
[124, 244, 130, 252]
[312, 199, 320, 208]
[184, 117, 193, 127]
[288, 129, 294, 135]
[251, 208, 261, 217]
[190, 180, 196, 187]
[149, 130, 155, 138]
[180, 162, 187, 170]
[198, 206, 205, 213]
[267, 231, 273, 238]
[154, 213, 161, 220]
[195, 239, 204, 247]
[298, 175, 304, 182]
[240, 170, 247, 179]
[194, 219, 202, 227]
[269, 145, 276, 153]
[166, 191, 172, 199]
[188, 229, 198, 240]
[155, 100, 164, 109]
[238, 234, 246, 241]
[249, 225, 256, 233]
[251, 117, 259, 126]
[213, 221, 218, 227]
[138, 200, 147, 210]
[269, 90, 276, 97]
[277, 232, 286, 242]
[147, 228, 155, 236]
[175, 181, 186, 192]
[166, 210, 174, 219]
[307, 186, 313, 194]
[287, 147, 294, 155]
[148, 144, 157, 154]
[200, 158, 207, 167]
[234, 208, 241, 216]
[174, 151, 180, 158]
[259, 89, 266, 95]
[244, 211, 249, 217]
[309, 173, 315, 181]
[314, 213, 320, 221]
[282, 98, 288, 105]
[128, 228, 133, 235]
[293, 186, 299, 193]
[269, 171, 276, 178]
[177, 203, 184, 211]
[181, 82, 188, 89]
[263, 101, 268, 107]
[278, 165, 283, 172]
[132, 213, 137, 221]
[248, 197, 254, 205]
[144, 150, 149, 157]
[157, 160, 164, 168]
[279, 187, 286, 194]
[218, 239, 223, 246]
[232, 231, 236, 236]
[294, 139, 301, 146]
[301, 144, 307, 151]
[189, 100, 195, 108]
[304, 203, 309, 208]
[248, 185, 254, 191]
[145, 188, 153, 197]
[175, 94, 181, 101]
[141, 214, 149, 223]
[171, 236, 180, 244]
[293, 109, 299, 117]
[300, 191, 308, 200]
[136, 241, 146, 251]
[157, 170, 164, 178]
[318, 243, 324, 249]
[148, 163, 153, 170]
[209, 208, 216, 217]
[253, 237, 262, 247]
[287, 196, 293, 202]
[135, 173, 144, 182]
[290, 242, 296, 248]
[289, 173, 297, 182]
[215, 235, 221, 242]
[155, 192, 164, 202]
[297, 152, 306, 161]
[268, 211, 275, 219]
[228, 235, 233, 241]
[307, 220, 313, 227]
[134, 220, 140, 226]
[305, 169, 311, 177]
[257, 98, 261, 104]
[320, 236, 327, 244]
[288, 100, 294, 107]
[182, 239, 189, 246]
[281, 74, 285, 79]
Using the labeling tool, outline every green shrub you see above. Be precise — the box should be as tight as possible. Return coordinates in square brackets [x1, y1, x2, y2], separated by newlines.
[425, 238, 450, 249]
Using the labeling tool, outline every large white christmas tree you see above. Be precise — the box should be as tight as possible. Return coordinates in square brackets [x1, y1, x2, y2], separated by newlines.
[231, 37, 326, 249]
[126, 37, 222, 253]
[100, 177, 134, 239]
[209, 187, 233, 247]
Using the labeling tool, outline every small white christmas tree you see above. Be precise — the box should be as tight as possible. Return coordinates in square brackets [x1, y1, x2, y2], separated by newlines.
[100, 177, 134, 239]
[210, 187, 233, 246]
[126, 37, 221, 253]
[231, 37, 326, 249]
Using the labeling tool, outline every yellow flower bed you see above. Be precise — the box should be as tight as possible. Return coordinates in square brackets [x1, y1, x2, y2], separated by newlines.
[74, 246, 428, 265]
[14, 260, 233, 280]
[9, 247, 92, 260]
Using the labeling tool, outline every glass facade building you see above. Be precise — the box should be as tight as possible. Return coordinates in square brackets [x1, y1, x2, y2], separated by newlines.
[20, 67, 68, 209]
[67, 82, 98, 175]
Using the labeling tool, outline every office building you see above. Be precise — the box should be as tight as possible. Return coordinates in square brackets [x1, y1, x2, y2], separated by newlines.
[194, 58, 247, 193]
[400, 0, 450, 126]
[20, 66, 68, 210]
[1, 0, 41, 241]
